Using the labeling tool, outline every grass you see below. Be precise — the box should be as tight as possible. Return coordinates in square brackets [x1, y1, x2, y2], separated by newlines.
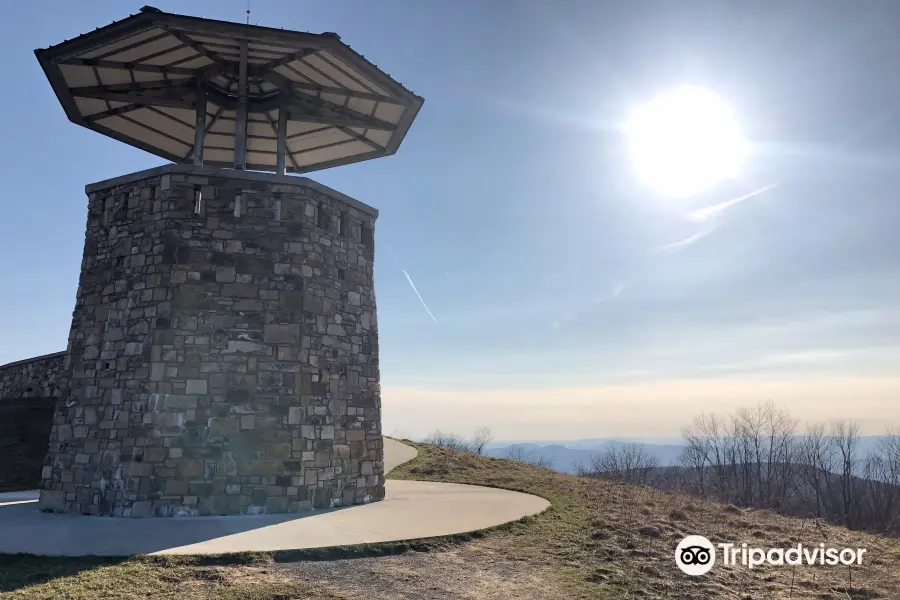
[388, 441, 900, 599]
[2, 440, 899, 599]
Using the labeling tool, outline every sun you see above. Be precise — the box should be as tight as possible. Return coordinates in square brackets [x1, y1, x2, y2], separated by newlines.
[622, 85, 748, 199]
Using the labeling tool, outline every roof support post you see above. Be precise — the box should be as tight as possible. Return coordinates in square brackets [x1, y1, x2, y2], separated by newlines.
[234, 40, 249, 170]
[192, 79, 207, 166]
[276, 101, 288, 176]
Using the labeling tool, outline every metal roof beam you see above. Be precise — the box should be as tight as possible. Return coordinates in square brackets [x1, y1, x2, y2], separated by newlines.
[246, 66, 399, 104]
[256, 47, 319, 72]
[71, 88, 194, 111]
[74, 78, 196, 93]
[159, 26, 230, 66]
[202, 83, 283, 113]
[284, 107, 390, 133]
[58, 57, 195, 76]
[85, 103, 148, 122]
[289, 80, 400, 104]
[288, 94, 396, 131]
[92, 31, 172, 60]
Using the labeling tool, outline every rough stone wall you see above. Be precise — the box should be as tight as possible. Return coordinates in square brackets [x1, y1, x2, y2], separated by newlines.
[40, 165, 383, 517]
[0, 397, 56, 492]
[0, 352, 66, 400]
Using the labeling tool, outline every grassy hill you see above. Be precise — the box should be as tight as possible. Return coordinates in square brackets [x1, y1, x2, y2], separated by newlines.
[2, 440, 899, 599]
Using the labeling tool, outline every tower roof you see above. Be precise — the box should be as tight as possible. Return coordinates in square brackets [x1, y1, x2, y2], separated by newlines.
[35, 5, 423, 174]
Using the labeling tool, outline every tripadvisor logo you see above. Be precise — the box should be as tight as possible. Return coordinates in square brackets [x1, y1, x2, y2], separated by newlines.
[676, 535, 716, 576]
[675, 535, 868, 576]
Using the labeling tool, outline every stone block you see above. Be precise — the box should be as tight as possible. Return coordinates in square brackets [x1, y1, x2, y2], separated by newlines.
[222, 283, 259, 298]
[131, 500, 153, 518]
[240, 459, 284, 476]
[216, 266, 236, 282]
[268, 443, 292, 459]
[264, 324, 301, 344]
[143, 447, 168, 462]
[279, 291, 304, 312]
[178, 459, 203, 478]
[313, 487, 331, 509]
[38, 490, 66, 512]
[185, 379, 207, 395]
[288, 406, 304, 425]
[266, 496, 289, 513]
[164, 480, 189, 496]
[209, 417, 237, 436]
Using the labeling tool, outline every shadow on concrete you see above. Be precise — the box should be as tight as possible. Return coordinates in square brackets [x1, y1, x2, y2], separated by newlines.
[0, 499, 354, 557]
[0, 499, 442, 594]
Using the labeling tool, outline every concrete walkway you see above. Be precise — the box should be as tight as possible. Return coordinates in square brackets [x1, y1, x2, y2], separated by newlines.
[0, 439, 549, 556]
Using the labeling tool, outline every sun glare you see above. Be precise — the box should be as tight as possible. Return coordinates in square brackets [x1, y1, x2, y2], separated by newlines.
[623, 85, 748, 199]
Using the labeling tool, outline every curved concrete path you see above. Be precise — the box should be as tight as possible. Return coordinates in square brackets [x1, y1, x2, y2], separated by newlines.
[0, 438, 549, 556]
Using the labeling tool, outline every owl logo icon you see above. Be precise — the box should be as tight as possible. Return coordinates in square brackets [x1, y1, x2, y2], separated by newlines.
[676, 535, 716, 575]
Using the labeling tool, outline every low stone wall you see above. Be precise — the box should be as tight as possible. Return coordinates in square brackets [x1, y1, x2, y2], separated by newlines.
[0, 397, 56, 492]
[0, 352, 66, 400]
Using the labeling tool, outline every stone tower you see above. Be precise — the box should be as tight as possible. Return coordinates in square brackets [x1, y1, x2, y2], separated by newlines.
[33, 7, 422, 516]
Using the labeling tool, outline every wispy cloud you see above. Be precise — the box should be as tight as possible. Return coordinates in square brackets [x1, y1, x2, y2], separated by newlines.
[654, 183, 780, 254]
[402, 269, 438, 323]
[551, 280, 631, 330]
[699, 348, 862, 374]
[688, 183, 781, 223]
[656, 223, 719, 253]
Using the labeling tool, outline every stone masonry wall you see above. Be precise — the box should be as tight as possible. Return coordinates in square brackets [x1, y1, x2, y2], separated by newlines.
[0, 352, 66, 400]
[39, 165, 383, 517]
[0, 397, 56, 492]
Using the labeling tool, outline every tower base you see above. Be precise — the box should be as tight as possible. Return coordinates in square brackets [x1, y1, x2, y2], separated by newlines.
[39, 165, 383, 517]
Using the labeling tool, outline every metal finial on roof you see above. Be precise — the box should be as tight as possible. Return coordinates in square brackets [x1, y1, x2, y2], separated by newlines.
[246, 0, 251, 24]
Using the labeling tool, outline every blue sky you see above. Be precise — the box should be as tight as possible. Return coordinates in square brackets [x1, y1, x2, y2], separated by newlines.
[2, 1, 899, 438]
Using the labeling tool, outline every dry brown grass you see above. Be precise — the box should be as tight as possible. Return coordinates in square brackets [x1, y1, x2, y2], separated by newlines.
[388, 441, 900, 599]
[0, 554, 345, 600]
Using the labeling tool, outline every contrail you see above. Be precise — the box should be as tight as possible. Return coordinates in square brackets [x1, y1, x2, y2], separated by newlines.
[656, 223, 719, 253]
[688, 182, 780, 222]
[402, 269, 438, 323]
[656, 183, 780, 253]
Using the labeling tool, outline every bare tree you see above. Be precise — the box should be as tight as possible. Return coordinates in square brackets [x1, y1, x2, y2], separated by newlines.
[506, 446, 553, 469]
[795, 423, 837, 520]
[674, 404, 900, 537]
[470, 427, 493, 456]
[678, 433, 709, 496]
[425, 429, 473, 452]
[680, 412, 733, 502]
[425, 427, 493, 456]
[832, 419, 861, 529]
[586, 443, 659, 485]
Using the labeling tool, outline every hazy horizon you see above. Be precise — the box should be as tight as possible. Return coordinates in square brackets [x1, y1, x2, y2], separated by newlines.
[383, 376, 900, 441]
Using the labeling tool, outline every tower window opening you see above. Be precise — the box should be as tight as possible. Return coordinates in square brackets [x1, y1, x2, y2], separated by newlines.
[193, 187, 203, 215]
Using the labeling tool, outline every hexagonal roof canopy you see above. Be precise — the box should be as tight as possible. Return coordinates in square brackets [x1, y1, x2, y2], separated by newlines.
[35, 5, 423, 174]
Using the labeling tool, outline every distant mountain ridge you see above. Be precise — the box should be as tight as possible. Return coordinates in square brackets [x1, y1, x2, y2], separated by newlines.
[484, 436, 891, 474]
[484, 439, 686, 473]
